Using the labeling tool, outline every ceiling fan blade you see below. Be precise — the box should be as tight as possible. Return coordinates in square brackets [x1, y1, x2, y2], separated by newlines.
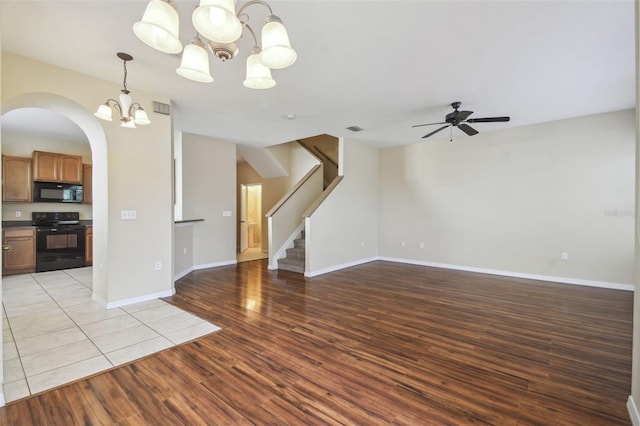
[458, 123, 479, 136]
[457, 110, 473, 121]
[422, 125, 450, 139]
[412, 121, 446, 128]
[466, 116, 510, 123]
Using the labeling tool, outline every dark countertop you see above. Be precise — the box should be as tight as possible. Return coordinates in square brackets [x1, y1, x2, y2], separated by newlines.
[174, 218, 204, 224]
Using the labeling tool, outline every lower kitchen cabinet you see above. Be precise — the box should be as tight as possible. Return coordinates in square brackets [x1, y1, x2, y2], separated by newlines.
[3, 227, 35, 275]
[86, 226, 93, 266]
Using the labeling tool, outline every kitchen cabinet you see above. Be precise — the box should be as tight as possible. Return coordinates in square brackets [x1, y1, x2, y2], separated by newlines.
[2, 227, 35, 275]
[2, 155, 32, 202]
[83, 164, 92, 204]
[32, 151, 83, 184]
[86, 226, 93, 266]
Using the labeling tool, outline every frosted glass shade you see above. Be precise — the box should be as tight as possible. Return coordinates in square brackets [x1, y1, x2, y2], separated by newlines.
[177, 42, 213, 83]
[121, 119, 137, 129]
[260, 18, 297, 69]
[192, 0, 242, 43]
[133, 0, 182, 54]
[243, 52, 276, 89]
[134, 109, 151, 125]
[94, 104, 113, 121]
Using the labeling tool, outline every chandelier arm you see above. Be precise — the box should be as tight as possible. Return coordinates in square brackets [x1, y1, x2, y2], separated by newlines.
[237, 0, 273, 18]
[105, 99, 123, 117]
[242, 22, 259, 48]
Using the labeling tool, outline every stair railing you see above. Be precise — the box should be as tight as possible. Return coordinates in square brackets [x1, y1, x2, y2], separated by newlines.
[266, 164, 323, 269]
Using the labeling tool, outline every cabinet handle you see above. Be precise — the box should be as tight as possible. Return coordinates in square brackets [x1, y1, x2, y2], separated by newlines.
[2, 245, 13, 252]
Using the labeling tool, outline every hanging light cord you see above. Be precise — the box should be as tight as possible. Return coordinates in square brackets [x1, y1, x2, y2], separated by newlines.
[122, 59, 129, 93]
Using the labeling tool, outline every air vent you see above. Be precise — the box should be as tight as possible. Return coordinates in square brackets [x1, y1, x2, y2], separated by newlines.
[153, 101, 171, 115]
[346, 125, 364, 132]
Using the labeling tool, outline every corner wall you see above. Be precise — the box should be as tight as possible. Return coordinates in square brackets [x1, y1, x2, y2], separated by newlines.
[379, 109, 635, 286]
[306, 138, 379, 275]
[182, 132, 236, 268]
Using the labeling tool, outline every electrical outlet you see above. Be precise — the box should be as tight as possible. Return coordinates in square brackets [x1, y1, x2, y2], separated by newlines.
[15, 211, 21, 218]
[561, 252, 569, 261]
[419, 242, 424, 249]
[155, 261, 162, 270]
[183, 247, 187, 255]
[401, 241, 406, 247]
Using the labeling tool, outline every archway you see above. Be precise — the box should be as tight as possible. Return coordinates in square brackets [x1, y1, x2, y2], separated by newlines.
[2, 92, 109, 304]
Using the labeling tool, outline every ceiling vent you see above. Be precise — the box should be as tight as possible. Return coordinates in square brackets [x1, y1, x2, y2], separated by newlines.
[153, 101, 171, 115]
[346, 125, 363, 132]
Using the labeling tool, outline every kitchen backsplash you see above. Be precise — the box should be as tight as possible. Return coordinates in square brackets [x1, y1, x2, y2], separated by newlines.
[2, 203, 92, 221]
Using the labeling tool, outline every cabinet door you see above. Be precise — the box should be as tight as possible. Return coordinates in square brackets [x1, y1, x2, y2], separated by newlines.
[3, 228, 35, 275]
[32, 151, 60, 181]
[85, 227, 93, 266]
[2, 156, 32, 202]
[60, 154, 83, 184]
[83, 164, 93, 204]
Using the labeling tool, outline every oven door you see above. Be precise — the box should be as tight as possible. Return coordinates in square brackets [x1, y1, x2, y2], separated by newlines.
[35, 225, 86, 272]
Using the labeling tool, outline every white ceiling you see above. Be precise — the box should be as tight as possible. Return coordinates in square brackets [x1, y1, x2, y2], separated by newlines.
[0, 1, 635, 148]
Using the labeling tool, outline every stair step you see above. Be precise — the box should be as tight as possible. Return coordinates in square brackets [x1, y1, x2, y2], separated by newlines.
[286, 247, 305, 259]
[279, 258, 304, 274]
[294, 238, 305, 248]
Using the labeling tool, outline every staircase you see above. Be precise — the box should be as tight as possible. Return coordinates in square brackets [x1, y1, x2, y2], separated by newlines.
[278, 230, 305, 274]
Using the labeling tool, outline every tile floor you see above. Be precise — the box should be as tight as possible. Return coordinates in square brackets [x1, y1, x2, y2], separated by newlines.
[2, 267, 221, 403]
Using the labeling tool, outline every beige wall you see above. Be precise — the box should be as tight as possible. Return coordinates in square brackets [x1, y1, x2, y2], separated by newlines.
[306, 138, 379, 274]
[182, 132, 236, 267]
[2, 131, 92, 220]
[2, 52, 174, 307]
[379, 109, 635, 285]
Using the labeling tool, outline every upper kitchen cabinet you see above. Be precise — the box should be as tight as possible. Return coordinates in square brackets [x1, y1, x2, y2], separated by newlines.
[33, 150, 83, 183]
[83, 164, 92, 204]
[2, 155, 32, 202]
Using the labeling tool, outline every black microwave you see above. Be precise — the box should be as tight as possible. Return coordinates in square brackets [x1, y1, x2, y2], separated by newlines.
[33, 182, 83, 204]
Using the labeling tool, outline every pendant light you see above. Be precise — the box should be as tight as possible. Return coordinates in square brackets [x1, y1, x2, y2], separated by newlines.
[94, 53, 151, 128]
[133, 0, 182, 54]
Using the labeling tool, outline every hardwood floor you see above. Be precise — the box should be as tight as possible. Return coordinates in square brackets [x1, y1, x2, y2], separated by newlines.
[0, 260, 633, 425]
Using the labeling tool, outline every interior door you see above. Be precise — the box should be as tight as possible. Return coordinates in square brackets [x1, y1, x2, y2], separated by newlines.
[240, 184, 249, 253]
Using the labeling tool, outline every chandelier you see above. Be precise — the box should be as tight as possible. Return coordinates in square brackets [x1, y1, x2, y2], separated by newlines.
[94, 53, 151, 128]
[133, 0, 297, 89]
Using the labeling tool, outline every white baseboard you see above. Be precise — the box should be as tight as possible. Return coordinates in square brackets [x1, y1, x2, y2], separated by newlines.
[629, 395, 639, 426]
[194, 260, 237, 270]
[105, 289, 176, 309]
[174, 267, 194, 281]
[305, 257, 378, 277]
[378, 257, 634, 291]
[173, 260, 238, 281]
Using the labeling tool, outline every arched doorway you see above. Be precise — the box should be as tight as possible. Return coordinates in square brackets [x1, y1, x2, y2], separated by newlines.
[2, 92, 108, 304]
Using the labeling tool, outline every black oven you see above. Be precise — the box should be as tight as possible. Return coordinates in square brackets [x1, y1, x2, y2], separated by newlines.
[32, 212, 86, 272]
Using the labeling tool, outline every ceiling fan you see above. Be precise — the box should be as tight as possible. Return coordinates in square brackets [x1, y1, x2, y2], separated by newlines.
[412, 102, 510, 140]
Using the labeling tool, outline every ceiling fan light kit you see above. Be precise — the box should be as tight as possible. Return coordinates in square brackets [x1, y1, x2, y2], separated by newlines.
[94, 53, 151, 129]
[133, 0, 297, 89]
[413, 101, 510, 141]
